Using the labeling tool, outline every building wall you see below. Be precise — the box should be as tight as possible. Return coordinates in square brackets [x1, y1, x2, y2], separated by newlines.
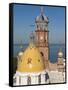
[48, 71, 65, 83]
[41, 74, 46, 84]
[20, 76, 27, 85]
[38, 47, 49, 69]
[31, 75, 38, 84]
[13, 71, 50, 86]
[15, 75, 27, 85]
[13, 69, 65, 86]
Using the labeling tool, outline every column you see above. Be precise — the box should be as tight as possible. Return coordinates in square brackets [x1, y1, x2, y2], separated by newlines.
[41, 74, 45, 84]
[22, 76, 27, 85]
[31, 76, 36, 84]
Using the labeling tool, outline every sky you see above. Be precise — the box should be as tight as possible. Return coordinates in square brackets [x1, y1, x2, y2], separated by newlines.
[13, 4, 65, 44]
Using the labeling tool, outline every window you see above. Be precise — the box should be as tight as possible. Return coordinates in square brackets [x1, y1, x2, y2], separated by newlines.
[45, 72, 49, 82]
[40, 52, 44, 56]
[27, 76, 31, 85]
[19, 76, 21, 85]
[27, 58, 32, 64]
[38, 74, 41, 84]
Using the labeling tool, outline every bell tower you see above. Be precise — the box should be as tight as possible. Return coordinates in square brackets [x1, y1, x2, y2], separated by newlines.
[35, 7, 49, 69]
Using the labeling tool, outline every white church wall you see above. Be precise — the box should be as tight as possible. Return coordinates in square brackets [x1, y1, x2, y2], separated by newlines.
[20, 76, 23, 85]
[41, 74, 45, 84]
[21, 76, 27, 85]
[16, 75, 19, 85]
[46, 79, 50, 84]
[15, 75, 28, 85]
[31, 76, 37, 84]
[34, 76, 38, 84]
[48, 71, 65, 83]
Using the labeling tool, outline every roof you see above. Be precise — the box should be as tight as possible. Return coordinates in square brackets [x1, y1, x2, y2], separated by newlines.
[17, 42, 45, 73]
[35, 7, 48, 23]
[36, 14, 48, 23]
[48, 62, 58, 71]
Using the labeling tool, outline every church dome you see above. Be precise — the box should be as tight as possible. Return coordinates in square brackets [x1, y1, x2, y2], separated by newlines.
[17, 42, 45, 73]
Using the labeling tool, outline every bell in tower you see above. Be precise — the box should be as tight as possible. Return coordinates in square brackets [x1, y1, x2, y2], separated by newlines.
[35, 7, 49, 69]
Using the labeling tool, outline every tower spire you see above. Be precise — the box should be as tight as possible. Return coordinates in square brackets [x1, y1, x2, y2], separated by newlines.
[41, 6, 44, 14]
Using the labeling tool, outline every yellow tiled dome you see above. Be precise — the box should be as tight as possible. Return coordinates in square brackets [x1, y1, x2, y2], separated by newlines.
[17, 43, 45, 72]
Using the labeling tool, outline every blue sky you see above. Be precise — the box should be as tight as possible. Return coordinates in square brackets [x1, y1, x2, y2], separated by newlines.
[13, 4, 65, 44]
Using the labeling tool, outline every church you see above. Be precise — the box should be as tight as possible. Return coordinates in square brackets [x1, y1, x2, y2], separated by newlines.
[13, 7, 65, 86]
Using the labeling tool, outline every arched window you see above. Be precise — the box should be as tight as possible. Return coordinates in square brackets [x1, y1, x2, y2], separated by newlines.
[27, 76, 31, 85]
[40, 52, 45, 63]
[40, 52, 44, 56]
[38, 74, 41, 84]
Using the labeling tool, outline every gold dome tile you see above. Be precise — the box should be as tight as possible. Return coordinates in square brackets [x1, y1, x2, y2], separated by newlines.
[17, 43, 45, 72]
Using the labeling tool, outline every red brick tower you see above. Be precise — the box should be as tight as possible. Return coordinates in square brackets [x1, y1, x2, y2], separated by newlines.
[35, 7, 49, 69]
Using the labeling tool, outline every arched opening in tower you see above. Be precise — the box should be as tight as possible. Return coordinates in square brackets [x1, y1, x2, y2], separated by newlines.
[40, 52, 44, 56]
[40, 52, 45, 64]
